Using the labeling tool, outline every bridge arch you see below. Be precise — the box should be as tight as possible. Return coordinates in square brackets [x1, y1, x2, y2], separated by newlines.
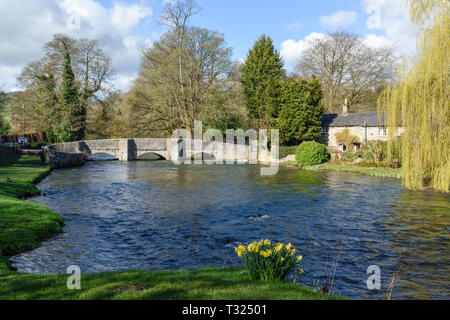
[137, 151, 167, 161]
[88, 152, 119, 161]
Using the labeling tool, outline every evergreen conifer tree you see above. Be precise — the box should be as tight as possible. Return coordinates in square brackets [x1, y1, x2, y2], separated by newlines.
[241, 35, 286, 128]
[59, 53, 84, 141]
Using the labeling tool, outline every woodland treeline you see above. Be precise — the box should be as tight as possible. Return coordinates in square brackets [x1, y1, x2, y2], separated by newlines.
[0, 0, 396, 146]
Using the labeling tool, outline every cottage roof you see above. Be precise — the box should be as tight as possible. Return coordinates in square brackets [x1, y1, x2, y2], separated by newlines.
[321, 112, 385, 127]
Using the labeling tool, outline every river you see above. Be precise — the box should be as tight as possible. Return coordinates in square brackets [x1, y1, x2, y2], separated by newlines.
[10, 161, 450, 299]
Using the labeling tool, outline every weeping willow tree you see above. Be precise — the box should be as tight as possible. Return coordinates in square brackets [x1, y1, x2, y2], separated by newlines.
[378, 0, 449, 193]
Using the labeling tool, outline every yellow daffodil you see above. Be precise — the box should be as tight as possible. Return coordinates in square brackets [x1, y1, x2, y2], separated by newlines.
[274, 243, 284, 252]
[247, 242, 260, 253]
[236, 239, 304, 280]
[234, 245, 247, 257]
[250, 241, 262, 253]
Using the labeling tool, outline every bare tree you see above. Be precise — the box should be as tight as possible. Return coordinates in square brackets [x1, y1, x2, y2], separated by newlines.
[297, 31, 395, 113]
[160, 0, 200, 34]
[130, 1, 238, 136]
[86, 91, 131, 139]
[42, 34, 115, 102]
[76, 39, 114, 102]
[16, 34, 115, 141]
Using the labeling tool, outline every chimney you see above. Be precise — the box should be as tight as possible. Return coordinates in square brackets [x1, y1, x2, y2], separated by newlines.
[342, 98, 349, 115]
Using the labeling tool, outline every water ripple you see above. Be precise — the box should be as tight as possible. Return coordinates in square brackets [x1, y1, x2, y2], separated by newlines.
[10, 161, 450, 300]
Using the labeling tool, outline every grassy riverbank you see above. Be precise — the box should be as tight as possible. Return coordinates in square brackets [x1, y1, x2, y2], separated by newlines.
[0, 156, 63, 273]
[0, 267, 340, 300]
[280, 158, 402, 179]
[0, 155, 339, 300]
[303, 162, 402, 179]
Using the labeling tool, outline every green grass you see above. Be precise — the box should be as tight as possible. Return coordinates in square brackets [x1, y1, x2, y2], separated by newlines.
[0, 156, 63, 272]
[0, 156, 340, 300]
[0, 156, 52, 198]
[302, 162, 402, 179]
[0, 267, 343, 300]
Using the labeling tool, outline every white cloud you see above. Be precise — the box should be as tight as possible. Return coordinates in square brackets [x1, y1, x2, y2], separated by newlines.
[115, 74, 138, 91]
[59, 0, 152, 37]
[280, 1, 417, 73]
[0, 66, 22, 92]
[363, 34, 393, 49]
[280, 32, 326, 71]
[0, 0, 153, 92]
[362, 0, 418, 57]
[320, 10, 358, 28]
[286, 20, 302, 31]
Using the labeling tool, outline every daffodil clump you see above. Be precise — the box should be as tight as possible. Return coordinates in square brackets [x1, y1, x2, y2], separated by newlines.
[235, 239, 304, 281]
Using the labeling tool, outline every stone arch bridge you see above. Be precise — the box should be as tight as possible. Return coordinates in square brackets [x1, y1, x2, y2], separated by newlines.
[45, 138, 273, 167]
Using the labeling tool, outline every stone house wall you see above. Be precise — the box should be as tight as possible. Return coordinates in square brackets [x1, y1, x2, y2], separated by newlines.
[322, 127, 403, 150]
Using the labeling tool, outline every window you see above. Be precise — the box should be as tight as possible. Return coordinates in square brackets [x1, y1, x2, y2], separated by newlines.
[378, 126, 387, 136]
[322, 126, 329, 134]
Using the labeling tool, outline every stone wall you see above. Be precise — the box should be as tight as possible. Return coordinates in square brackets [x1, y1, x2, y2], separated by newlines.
[44, 148, 85, 168]
[134, 138, 167, 151]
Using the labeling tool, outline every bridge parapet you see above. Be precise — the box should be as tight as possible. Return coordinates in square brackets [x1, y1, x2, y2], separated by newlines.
[47, 138, 172, 163]
[46, 138, 274, 166]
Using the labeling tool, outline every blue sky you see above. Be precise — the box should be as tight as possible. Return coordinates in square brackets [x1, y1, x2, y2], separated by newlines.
[0, 0, 417, 91]
[186, 0, 369, 59]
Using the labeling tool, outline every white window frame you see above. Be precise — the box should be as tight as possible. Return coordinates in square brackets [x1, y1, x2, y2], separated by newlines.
[378, 126, 387, 136]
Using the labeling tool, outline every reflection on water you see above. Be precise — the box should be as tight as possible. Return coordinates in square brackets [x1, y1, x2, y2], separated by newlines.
[10, 161, 450, 299]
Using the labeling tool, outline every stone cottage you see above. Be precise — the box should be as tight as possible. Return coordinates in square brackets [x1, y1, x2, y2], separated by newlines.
[320, 104, 401, 152]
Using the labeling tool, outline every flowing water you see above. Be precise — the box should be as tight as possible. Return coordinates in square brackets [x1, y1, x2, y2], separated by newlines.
[10, 161, 450, 299]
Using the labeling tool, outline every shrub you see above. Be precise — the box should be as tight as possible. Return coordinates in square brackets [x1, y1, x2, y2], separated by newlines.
[339, 151, 357, 162]
[295, 141, 329, 166]
[235, 240, 303, 281]
[279, 145, 298, 158]
[335, 129, 360, 151]
[365, 139, 401, 166]
[339, 150, 375, 163]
